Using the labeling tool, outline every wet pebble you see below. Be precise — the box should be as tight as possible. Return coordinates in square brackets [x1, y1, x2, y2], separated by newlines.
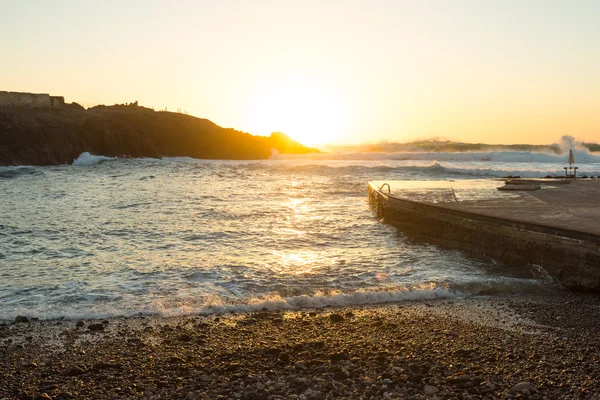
[329, 314, 344, 323]
[88, 323, 104, 332]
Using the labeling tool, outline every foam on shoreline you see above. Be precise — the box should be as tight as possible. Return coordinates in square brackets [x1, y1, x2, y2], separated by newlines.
[1, 276, 556, 322]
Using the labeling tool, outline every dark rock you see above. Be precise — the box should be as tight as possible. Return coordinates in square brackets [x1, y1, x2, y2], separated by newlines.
[333, 371, 347, 380]
[424, 385, 439, 395]
[448, 374, 471, 385]
[292, 343, 304, 353]
[178, 334, 192, 342]
[510, 382, 537, 394]
[329, 352, 349, 362]
[66, 366, 85, 377]
[15, 315, 29, 323]
[93, 362, 113, 371]
[127, 337, 146, 347]
[225, 362, 240, 372]
[75, 321, 84, 327]
[266, 347, 281, 356]
[455, 348, 475, 357]
[329, 314, 344, 323]
[88, 323, 104, 331]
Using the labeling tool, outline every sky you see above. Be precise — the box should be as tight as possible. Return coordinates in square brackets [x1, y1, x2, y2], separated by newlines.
[1, 0, 599, 145]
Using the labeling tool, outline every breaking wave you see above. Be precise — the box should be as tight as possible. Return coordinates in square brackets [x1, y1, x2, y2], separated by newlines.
[0, 278, 554, 321]
[72, 152, 116, 166]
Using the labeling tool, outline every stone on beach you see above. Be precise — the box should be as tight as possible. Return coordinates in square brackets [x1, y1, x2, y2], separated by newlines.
[178, 334, 192, 342]
[510, 382, 537, 394]
[66, 366, 85, 377]
[423, 384, 439, 395]
[87, 323, 104, 331]
[329, 313, 344, 323]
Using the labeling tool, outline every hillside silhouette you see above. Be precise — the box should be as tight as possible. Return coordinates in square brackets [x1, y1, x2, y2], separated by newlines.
[0, 104, 319, 166]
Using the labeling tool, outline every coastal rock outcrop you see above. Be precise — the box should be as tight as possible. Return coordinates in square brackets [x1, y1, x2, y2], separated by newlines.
[0, 104, 319, 166]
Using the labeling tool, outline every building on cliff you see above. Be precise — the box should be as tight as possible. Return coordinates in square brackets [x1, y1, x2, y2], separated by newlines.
[0, 91, 65, 108]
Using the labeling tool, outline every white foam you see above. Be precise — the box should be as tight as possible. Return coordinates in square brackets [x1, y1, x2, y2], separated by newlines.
[0, 275, 557, 322]
[0, 286, 462, 321]
[72, 152, 116, 166]
[202, 286, 460, 313]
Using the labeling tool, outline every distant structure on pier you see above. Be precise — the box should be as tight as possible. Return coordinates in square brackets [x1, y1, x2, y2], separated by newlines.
[0, 91, 65, 108]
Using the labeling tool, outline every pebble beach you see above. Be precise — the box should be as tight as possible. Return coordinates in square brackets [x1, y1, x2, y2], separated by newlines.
[2, 292, 599, 400]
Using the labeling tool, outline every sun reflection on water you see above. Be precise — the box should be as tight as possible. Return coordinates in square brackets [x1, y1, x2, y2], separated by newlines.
[272, 250, 330, 275]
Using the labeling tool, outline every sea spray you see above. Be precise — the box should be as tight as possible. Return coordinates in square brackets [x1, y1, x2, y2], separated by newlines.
[72, 152, 116, 166]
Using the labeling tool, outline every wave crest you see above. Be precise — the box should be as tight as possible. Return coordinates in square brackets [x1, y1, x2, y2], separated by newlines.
[0, 277, 554, 321]
[73, 152, 116, 166]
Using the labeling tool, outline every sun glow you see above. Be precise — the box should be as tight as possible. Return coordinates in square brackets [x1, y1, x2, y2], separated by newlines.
[245, 73, 347, 146]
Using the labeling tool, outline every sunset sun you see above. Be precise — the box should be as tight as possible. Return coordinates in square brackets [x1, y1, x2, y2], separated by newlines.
[246, 74, 346, 145]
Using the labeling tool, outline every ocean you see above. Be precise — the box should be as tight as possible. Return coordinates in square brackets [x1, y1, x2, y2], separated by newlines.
[1, 150, 599, 321]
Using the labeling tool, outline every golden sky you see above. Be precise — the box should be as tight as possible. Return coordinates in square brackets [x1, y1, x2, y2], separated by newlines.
[1, 0, 598, 145]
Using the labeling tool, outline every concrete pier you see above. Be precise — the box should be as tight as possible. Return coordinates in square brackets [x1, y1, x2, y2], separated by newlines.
[369, 179, 600, 289]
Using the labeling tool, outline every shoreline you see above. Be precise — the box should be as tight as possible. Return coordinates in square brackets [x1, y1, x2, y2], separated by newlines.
[2, 292, 600, 399]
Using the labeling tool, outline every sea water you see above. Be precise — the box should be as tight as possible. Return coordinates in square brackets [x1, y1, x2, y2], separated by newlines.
[1, 151, 599, 320]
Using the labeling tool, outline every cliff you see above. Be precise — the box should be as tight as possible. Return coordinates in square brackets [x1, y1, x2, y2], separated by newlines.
[0, 104, 319, 166]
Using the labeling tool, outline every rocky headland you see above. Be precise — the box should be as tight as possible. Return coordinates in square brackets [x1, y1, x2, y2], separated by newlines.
[0, 104, 319, 166]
